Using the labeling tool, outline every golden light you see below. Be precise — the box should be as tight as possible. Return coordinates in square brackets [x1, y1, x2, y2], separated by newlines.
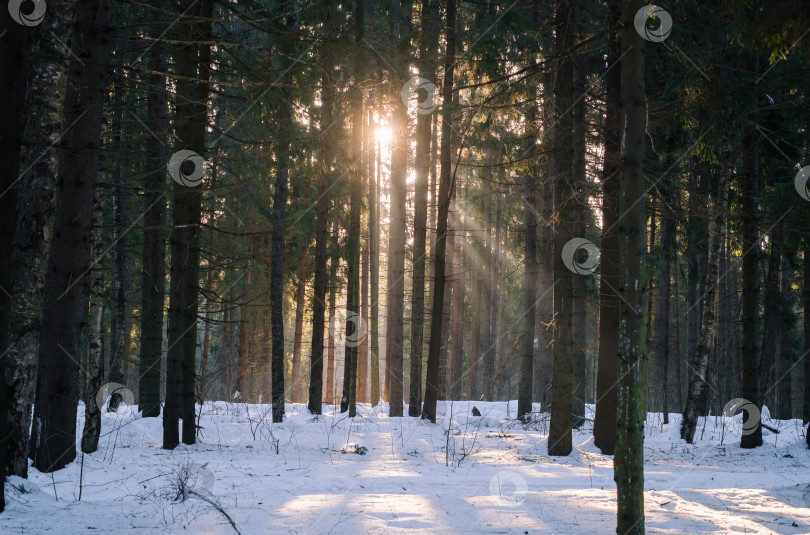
[375, 126, 392, 146]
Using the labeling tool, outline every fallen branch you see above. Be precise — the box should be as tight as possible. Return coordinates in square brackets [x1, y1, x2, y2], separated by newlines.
[189, 490, 242, 534]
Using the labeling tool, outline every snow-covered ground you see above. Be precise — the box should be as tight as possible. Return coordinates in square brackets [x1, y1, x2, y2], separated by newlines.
[3, 400, 810, 534]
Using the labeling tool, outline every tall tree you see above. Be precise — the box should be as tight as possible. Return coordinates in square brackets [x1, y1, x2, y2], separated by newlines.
[341, 0, 365, 417]
[422, 0, 455, 423]
[614, 0, 647, 530]
[30, 0, 113, 471]
[592, 0, 621, 455]
[164, 0, 213, 448]
[740, 119, 763, 448]
[138, 36, 168, 419]
[0, 2, 32, 489]
[307, 0, 336, 415]
[270, 0, 298, 423]
[408, 0, 439, 416]
[680, 150, 732, 443]
[548, 0, 575, 457]
[7, 0, 78, 477]
[385, 0, 413, 417]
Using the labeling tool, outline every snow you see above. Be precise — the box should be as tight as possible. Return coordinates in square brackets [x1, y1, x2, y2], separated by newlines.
[3, 400, 810, 534]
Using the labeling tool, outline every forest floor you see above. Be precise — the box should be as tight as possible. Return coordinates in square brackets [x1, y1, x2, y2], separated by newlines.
[3, 399, 810, 534]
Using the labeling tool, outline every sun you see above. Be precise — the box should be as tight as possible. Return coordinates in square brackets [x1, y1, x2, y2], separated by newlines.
[375, 126, 392, 145]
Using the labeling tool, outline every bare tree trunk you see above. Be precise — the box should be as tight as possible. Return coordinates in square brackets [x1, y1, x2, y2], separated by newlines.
[369, 117, 381, 406]
[681, 151, 732, 443]
[82, 188, 105, 453]
[614, 0, 647, 528]
[482, 153, 494, 401]
[8, 0, 78, 475]
[656, 192, 674, 425]
[805, 246, 810, 430]
[422, 0, 455, 423]
[592, 0, 620, 455]
[518, 73, 539, 418]
[408, 0, 439, 415]
[31, 0, 113, 471]
[450, 186, 465, 401]
[237, 250, 252, 401]
[138, 38, 168, 418]
[0, 9, 32, 489]
[491, 196, 502, 399]
[741, 119, 763, 449]
[292, 251, 308, 403]
[777, 258, 794, 419]
[548, 0, 575, 457]
[270, 0, 297, 421]
[109, 81, 130, 412]
[760, 225, 784, 414]
[326, 218, 339, 404]
[385, 0, 412, 417]
[571, 68, 587, 429]
[0, 14, 30, 510]
[439, 185, 457, 400]
[341, 3, 364, 417]
[307, 0, 335, 415]
[469, 250, 482, 401]
[164, 0, 213, 448]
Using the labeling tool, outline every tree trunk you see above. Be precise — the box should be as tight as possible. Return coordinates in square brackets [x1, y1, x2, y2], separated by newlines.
[341, 4, 364, 417]
[614, 0, 647, 529]
[109, 86, 130, 412]
[408, 0, 439, 415]
[307, 0, 335, 415]
[9, 0, 78, 475]
[422, 0, 455, 423]
[164, 0, 213, 449]
[138, 39, 168, 418]
[0, 8, 32, 486]
[30, 0, 113, 471]
[593, 0, 620, 455]
[236, 246, 252, 401]
[482, 158, 494, 402]
[385, 0, 412, 417]
[81, 188, 105, 454]
[656, 187, 674, 425]
[326, 218, 340, 404]
[805, 247, 810, 435]
[571, 68, 587, 429]
[438, 185, 457, 400]
[292, 251, 308, 403]
[681, 151, 732, 443]
[469, 244, 482, 400]
[740, 120, 763, 449]
[450, 187, 465, 401]
[548, 0, 574, 458]
[760, 225, 784, 414]
[270, 0, 297, 421]
[777, 258, 794, 420]
[369, 115, 381, 406]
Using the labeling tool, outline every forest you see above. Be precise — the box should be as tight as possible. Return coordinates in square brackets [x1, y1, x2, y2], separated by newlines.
[1, 0, 810, 533]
